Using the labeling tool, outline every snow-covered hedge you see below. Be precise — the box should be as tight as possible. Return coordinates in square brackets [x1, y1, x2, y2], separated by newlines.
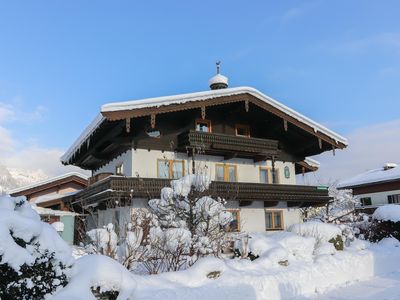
[0, 195, 73, 299]
[368, 205, 400, 242]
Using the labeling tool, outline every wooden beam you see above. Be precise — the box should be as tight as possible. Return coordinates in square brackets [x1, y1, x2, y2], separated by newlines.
[245, 100, 249, 112]
[201, 106, 206, 119]
[125, 118, 131, 133]
[150, 114, 156, 129]
[283, 119, 288, 132]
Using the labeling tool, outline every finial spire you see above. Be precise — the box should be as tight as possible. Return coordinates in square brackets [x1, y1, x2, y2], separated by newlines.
[216, 61, 221, 74]
[208, 61, 228, 90]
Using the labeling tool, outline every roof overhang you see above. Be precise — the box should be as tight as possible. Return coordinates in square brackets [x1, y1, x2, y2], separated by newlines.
[9, 172, 89, 196]
[61, 86, 348, 166]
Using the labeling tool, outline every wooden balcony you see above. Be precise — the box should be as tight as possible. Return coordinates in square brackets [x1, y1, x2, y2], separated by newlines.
[177, 130, 279, 160]
[69, 176, 330, 210]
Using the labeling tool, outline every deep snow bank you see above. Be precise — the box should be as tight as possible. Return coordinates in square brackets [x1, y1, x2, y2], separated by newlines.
[133, 234, 400, 300]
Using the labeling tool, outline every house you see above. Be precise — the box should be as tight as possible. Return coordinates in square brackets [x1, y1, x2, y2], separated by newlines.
[61, 68, 347, 233]
[337, 163, 400, 213]
[9, 172, 88, 244]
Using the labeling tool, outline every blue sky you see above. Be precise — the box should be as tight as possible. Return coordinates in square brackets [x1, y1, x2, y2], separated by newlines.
[0, 1, 399, 180]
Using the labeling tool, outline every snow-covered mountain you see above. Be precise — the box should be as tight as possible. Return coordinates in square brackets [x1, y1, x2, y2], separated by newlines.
[0, 164, 48, 194]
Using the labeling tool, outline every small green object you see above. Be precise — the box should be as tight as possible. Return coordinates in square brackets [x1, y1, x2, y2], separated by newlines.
[284, 166, 290, 179]
[317, 186, 328, 190]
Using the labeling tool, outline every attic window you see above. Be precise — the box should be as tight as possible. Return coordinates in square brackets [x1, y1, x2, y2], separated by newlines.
[115, 163, 124, 176]
[146, 128, 161, 138]
[195, 119, 211, 133]
[235, 124, 250, 137]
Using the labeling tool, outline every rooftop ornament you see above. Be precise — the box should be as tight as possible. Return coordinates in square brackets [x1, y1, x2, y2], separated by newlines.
[208, 61, 229, 90]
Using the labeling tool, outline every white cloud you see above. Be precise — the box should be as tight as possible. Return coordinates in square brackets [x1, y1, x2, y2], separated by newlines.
[2, 146, 89, 177]
[0, 126, 14, 152]
[333, 32, 400, 53]
[0, 103, 15, 122]
[300, 119, 400, 185]
[0, 100, 88, 178]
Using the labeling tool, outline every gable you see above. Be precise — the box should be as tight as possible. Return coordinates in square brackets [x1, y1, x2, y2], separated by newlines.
[61, 87, 347, 168]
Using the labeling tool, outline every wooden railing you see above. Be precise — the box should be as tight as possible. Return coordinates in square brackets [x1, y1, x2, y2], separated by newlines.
[71, 176, 330, 208]
[177, 130, 279, 157]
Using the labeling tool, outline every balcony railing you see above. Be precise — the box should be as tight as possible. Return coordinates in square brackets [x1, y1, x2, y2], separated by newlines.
[177, 130, 279, 158]
[70, 176, 330, 209]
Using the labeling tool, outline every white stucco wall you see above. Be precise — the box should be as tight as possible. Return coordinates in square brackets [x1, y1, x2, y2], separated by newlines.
[97, 199, 302, 233]
[356, 189, 400, 206]
[94, 150, 133, 176]
[130, 149, 296, 184]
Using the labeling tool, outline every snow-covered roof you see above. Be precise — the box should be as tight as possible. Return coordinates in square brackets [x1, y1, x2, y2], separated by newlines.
[61, 86, 348, 164]
[338, 163, 400, 189]
[304, 157, 320, 168]
[33, 190, 80, 205]
[61, 114, 105, 163]
[32, 205, 78, 216]
[9, 172, 89, 194]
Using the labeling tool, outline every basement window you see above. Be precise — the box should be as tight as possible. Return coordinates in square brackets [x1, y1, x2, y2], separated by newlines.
[225, 210, 240, 232]
[265, 210, 283, 231]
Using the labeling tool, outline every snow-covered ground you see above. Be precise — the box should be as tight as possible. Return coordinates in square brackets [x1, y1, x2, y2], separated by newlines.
[3, 192, 400, 300]
[305, 270, 400, 300]
[131, 240, 400, 299]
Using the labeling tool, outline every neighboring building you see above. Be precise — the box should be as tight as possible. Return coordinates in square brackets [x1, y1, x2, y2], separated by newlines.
[9, 172, 89, 244]
[61, 69, 347, 232]
[338, 163, 400, 213]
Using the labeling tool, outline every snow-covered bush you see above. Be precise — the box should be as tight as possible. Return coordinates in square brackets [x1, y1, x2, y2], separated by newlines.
[86, 209, 153, 271]
[288, 221, 344, 251]
[146, 173, 232, 272]
[52, 255, 137, 300]
[367, 205, 400, 242]
[87, 223, 118, 258]
[302, 187, 359, 223]
[0, 195, 73, 299]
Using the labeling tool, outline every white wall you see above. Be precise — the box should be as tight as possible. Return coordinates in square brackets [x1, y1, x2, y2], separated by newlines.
[357, 189, 400, 206]
[97, 199, 302, 233]
[94, 150, 133, 176]
[131, 149, 297, 184]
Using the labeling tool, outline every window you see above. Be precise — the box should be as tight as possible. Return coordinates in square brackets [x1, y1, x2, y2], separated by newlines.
[235, 124, 250, 137]
[225, 210, 240, 232]
[388, 194, 400, 204]
[265, 210, 283, 230]
[360, 197, 372, 206]
[215, 164, 237, 182]
[259, 167, 279, 184]
[157, 159, 184, 179]
[195, 118, 212, 133]
[115, 163, 124, 175]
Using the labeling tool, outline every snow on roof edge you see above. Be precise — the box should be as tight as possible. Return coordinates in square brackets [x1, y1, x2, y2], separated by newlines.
[101, 86, 348, 145]
[304, 157, 320, 168]
[61, 113, 105, 164]
[9, 172, 89, 194]
[337, 164, 400, 189]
